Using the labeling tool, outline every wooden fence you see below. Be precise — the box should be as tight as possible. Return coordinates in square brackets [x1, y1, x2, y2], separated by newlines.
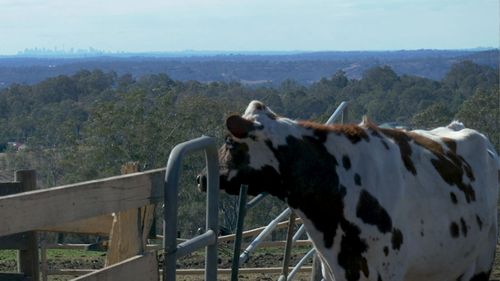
[0, 165, 164, 281]
[0, 167, 313, 281]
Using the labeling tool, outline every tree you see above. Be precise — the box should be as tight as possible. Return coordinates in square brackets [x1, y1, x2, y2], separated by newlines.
[410, 103, 454, 129]
[455, 89, 499, 151]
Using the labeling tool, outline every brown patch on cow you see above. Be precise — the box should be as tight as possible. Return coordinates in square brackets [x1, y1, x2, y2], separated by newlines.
[298, 121, 370, 144]
[354, 173, 362, 186]
[476, 215, 483, 230]
[364, 122, 391, 150]
[442, 137, 457, 153]
[338, 218, 369, 281]
[391, 229, 403, 250]
[460, 218, 468, 237]
[450, 222, 460, 238]
[380, 140, 390, 150]
[380, 128, 417, 175]
[342, 155, 352, 170]
[226, 115, 257, 138]
[408, 132, 476, 203]
[450, 192, 458, 204]
[383, 246, 389, 256]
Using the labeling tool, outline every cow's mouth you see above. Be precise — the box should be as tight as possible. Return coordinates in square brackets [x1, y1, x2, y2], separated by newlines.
[197, 173, 244, 195]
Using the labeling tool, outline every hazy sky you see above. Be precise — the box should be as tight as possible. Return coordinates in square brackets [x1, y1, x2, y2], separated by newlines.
[0, 0, 498, 54]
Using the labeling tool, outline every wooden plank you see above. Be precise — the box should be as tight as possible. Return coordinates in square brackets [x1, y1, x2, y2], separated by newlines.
[73, 252, 159, 281]
[44, 243, 107, 250]
[0, 233, 29, 250]
[176, 266, 313, 275]
[105, 162, 144, 266]
[47, 269, 95, 276]
[38, 214, 113, 235]
[105, 209, 143, 266]
[0, 168, 165, 237]
[0, 182, 22, 196]
[15, 170, 39, 281]
[0, 273, 30, 281]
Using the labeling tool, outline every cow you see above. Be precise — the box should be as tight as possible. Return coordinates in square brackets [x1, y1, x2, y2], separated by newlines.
[198, 100, 500, 281]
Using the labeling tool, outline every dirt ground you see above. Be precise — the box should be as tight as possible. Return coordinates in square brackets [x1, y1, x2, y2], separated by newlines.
[1, 244, 500, 280]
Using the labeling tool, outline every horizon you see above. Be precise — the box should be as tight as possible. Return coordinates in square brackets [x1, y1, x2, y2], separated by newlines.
[1, 0, 498, 56]
[2, 47, 498, 58]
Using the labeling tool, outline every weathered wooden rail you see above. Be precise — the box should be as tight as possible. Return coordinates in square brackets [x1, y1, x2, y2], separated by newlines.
[0, 168, 165, 237]
[0, 167, 165, 281]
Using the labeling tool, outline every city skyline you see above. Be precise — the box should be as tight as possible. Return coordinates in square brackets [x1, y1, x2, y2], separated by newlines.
[1, 0, 498, 55]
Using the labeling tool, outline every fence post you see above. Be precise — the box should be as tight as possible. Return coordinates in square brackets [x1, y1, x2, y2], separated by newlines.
[106, 162, 154, 266]
[278, 211, 296, 281]
[15, 170, 39, 281]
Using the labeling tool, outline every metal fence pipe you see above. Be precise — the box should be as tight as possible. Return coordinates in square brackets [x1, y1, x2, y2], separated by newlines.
[239, 208, 292, 265]
[246, 192, 268, 210]
[325, 101, 349, 125]
[287, 248, 316, 281]
[175, 230, 217, 258]
[163, 136, 219, 281]
[231, 185, 248, 281]
[204, 137, 220, 281]
[292, 224, 306, 242]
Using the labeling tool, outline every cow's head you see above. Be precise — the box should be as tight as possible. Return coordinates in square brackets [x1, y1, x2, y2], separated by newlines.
[197, 101, 286, 196]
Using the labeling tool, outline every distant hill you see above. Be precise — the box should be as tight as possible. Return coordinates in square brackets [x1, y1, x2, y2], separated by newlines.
[0, 49, 497, 88]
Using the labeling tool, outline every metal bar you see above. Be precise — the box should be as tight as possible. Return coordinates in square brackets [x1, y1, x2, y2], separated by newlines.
[239, 208, 291, 265]
[176, 230, 217, 258]
[231, 185, 248, 281]
[325, 101, 349, 125]
[310, 253, 323, 281]
[163, 136, 219, 281]
[278, 212, 297, 281]
[292, 224, 306, 242]
[246, 192, 268, 210]
[287, 248, 316, 281]
[204, 139, 220, 281]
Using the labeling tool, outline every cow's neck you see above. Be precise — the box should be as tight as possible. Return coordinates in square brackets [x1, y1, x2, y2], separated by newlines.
[264, 125, 354, 248]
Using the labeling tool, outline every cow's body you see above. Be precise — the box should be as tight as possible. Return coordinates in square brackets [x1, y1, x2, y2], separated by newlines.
[200, 101, 499, 281]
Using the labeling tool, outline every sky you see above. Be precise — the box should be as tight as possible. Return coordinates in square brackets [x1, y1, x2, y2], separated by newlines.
[0, 0, 498, 55]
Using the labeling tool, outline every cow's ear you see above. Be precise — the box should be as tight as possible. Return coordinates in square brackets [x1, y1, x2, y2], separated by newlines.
[226, 115, 255, 138]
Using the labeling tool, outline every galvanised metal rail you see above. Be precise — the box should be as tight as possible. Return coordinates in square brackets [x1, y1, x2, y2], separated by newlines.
[230, 101, 349, 281]
[163, 136, 219, 281]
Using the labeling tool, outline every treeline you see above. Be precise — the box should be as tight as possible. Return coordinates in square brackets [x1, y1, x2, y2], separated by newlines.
[0, 61, 498, 235]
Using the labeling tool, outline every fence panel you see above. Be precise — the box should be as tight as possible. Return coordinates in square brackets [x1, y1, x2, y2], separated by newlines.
[0, 168, 165, 237]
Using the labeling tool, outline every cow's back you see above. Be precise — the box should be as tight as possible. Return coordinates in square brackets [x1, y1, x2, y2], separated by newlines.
[396, 125, 499, 280]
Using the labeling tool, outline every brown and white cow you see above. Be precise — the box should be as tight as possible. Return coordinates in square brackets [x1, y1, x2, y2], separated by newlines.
[198, 100, 499, 281]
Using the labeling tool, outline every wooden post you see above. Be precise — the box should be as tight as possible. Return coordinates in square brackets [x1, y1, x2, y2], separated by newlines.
[15, 170, 39, 281]
[105, 162, 156, 266]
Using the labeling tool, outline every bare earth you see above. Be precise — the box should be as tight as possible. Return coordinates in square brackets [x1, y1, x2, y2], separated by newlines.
[1, 244, 500, 280]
